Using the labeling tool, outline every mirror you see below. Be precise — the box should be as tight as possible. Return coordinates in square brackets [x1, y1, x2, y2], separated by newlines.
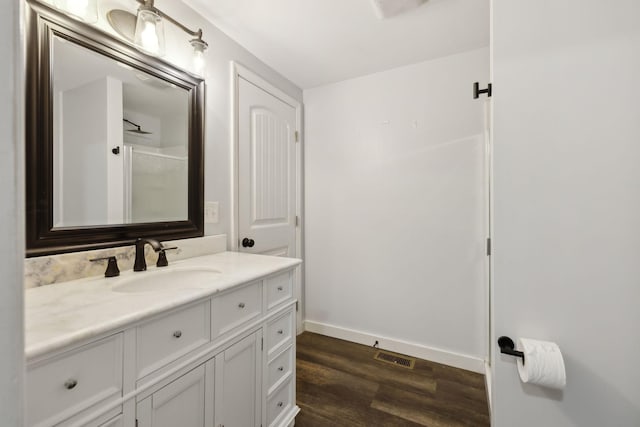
[26, 1, 204, 256]
[52, 35, 189, 227]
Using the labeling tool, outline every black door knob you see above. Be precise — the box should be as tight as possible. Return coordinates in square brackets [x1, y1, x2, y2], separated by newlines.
[242, 238, 255, 248]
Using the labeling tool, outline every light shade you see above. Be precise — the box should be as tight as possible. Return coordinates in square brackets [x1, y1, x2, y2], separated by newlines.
[54, 0, 98, 23]
[134, 8, 165, 56]
[190, 39, 208, 76]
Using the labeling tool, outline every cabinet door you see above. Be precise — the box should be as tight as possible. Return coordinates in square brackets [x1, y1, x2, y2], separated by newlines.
[98, 414, 123, 427]
[137, 363, 212, 427]
[214, 331, 262, 427]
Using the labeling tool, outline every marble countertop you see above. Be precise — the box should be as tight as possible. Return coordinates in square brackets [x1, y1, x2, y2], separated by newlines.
[25, 251, 301, 361]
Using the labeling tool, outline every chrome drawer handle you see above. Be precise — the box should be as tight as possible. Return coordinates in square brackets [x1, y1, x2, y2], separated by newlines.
[277, 286, 283, 291]
[238, 302, 246, 309]
[278, 366, 284, 372]
[277, 329, 284, 335]
[173, 330, 182, 338]
[277, 401, 284, 408]
[64, 379, 78, 390]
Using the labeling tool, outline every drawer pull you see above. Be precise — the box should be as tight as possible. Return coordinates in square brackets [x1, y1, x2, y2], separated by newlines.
[278, 366, 284, 372]
[277, 401, 284, 408]
[173, 330, 182, 338]
[238, 302, 246, 309]
[277, 286, 283, 291]
[277, 329, 284, 335]
[64, 379, 78, 390]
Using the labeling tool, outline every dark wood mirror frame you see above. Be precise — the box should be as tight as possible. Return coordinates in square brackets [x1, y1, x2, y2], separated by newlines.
[26, 0, 205, 257]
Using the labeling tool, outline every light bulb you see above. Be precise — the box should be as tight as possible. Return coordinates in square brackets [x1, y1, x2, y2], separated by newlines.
[193, 49, 205, 75]
[140, 21, 159, 54]
[190, 38, 208, 76]
[134, 8, 165, 56]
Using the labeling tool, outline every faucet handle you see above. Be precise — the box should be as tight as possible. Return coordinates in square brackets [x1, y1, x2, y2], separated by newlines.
[156, 246, 178, 268]
[90, 256, 120, 278]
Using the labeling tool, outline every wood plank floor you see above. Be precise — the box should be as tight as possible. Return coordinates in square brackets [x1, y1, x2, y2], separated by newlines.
[296, 332, 490, 427]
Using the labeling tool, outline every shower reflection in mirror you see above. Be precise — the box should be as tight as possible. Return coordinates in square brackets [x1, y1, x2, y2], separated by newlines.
[51, 34, 189, 228]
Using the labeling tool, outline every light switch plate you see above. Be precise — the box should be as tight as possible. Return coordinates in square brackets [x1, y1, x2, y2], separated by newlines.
[204, 201, 219, 223]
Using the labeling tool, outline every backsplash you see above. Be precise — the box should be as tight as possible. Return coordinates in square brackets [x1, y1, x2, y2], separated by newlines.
[24, 235, 227, 288]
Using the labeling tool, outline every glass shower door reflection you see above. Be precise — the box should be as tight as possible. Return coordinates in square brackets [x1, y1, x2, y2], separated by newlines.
[124, 147, 188, 223]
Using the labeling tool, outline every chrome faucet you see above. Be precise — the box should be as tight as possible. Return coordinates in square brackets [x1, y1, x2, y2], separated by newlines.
[133, 238, 164, 272]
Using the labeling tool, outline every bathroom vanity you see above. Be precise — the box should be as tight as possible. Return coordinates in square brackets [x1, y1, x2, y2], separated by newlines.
[25, 251, 301, 427]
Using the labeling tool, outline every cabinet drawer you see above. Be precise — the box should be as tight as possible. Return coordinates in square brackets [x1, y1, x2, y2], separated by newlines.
[26, 334, 123, 427]
[212, 282, 262, 339]
[267, 345, 293, 395]
[266, 271, 293, 311]
[137, 301, 210, 379]
[267, 379, 294, 427]
[266, 310, 294, 357]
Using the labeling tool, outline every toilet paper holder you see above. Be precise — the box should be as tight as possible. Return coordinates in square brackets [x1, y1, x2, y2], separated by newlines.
[498, 336, 525, 364]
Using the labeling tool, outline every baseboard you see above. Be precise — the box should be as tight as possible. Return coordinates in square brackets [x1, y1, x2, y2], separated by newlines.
[484, 361, 492, 414]
[303, 320, 485, 374]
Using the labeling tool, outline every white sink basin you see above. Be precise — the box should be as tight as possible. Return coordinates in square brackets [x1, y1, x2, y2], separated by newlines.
[111, 267, 222, 293]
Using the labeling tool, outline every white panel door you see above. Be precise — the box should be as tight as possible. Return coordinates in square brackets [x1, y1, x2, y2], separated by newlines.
[238, 77, 297, 257]
[214, 331, 261, 427]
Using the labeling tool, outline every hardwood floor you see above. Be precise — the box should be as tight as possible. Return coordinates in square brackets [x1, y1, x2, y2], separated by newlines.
[296, 332, 490, 427]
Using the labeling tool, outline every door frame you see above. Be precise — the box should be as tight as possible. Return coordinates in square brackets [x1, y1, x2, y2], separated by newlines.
[229, 62, 304, 332]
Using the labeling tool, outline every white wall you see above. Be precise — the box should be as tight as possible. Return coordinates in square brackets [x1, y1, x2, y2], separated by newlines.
[0, 0, 24, 424]
[492, 1, 640, 425]
[59, 77, 124, 226]
[62, 79, 108, 225]
[105, 77, 124, 224]
[304, 48, 489, 368]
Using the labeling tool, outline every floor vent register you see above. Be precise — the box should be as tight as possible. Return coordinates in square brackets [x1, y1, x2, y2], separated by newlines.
[373, 350, 416, 369]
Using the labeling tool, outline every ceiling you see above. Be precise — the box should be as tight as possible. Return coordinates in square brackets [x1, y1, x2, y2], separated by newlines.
[181, 0, 489, 89]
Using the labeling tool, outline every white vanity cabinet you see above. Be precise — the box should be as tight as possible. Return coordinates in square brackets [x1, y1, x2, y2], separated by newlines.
[25, 262, 300, 427]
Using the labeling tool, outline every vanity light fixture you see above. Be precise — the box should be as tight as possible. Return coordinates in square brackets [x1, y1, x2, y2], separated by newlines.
[107, 0, 208, 72]
[53, 0, 98, 23]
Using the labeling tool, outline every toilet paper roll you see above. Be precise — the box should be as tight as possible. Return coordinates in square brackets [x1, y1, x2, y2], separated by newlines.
[516, 338, 566, 390]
